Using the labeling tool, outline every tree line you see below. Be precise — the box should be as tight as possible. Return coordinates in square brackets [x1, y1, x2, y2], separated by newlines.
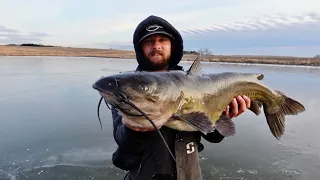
[183, 48, 213, 55]
[6, 43, 62, 47]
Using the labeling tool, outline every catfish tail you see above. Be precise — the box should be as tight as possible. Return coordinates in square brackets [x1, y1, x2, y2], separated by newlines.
[263, 90, 305, 139]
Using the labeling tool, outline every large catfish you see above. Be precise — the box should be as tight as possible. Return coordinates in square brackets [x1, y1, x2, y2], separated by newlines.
[92, 55, 305, 140]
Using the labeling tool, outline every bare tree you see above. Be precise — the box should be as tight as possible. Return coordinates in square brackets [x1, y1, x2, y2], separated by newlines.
[198, 48, 212, 55]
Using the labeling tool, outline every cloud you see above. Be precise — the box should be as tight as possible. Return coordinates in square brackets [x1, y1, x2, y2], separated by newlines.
[172, 12, 320, 57]
[1, 0, 320, 56]
[181, 13, 320, 35]
[94, 11, 320, 56]
[0, 26, 18, 33]
[0, 25, 50, 44]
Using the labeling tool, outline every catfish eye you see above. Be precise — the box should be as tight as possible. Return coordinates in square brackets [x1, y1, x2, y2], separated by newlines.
[138, 84, 149, 91]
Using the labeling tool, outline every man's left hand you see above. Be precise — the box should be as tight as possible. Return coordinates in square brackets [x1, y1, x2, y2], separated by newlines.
[223, 95, 251, 118]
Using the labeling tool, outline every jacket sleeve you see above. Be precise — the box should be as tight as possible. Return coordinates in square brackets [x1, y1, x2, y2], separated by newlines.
[201, 130, 225, 143]
[111, 106, 154, 154]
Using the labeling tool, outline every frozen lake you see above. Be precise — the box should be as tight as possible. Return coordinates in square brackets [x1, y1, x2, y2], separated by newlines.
[0, 56, 319, 180]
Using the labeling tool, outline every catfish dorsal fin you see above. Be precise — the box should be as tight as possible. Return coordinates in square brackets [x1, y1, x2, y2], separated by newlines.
[186, 53, 202, 75]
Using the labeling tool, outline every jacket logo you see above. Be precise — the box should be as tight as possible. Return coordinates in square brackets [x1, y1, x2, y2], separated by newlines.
[186, 142, 195, 154]
[146, 24, 163, 32]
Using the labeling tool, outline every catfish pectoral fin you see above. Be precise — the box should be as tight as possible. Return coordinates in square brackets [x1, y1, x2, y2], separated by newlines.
[248, 99, 263, 116]
[264, 90, 305, 139]
[172, 112, 215, 135]
[215, 115, 236, 137]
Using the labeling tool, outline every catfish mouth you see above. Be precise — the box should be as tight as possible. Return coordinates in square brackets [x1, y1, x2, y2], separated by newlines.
[92, 82, 127, 104]
[93, 84, 146, 117]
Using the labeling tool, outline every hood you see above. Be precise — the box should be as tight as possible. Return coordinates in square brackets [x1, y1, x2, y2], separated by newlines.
[133, 15, 184, 71]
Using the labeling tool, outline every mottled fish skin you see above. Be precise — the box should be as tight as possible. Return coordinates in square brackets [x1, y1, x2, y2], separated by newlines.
[162, 71, 305, 139]
[174, 72, 270, 121]
[93, 55, 305, 140]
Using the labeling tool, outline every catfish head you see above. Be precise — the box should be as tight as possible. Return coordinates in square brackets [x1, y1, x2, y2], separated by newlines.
[92, 71, 184, 124]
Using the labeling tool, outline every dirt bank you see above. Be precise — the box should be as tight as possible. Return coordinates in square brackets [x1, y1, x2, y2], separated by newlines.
[1, 45, 319, 66]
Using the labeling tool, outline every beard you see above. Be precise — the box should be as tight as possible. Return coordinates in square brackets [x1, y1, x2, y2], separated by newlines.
[143, 50, 170, 71]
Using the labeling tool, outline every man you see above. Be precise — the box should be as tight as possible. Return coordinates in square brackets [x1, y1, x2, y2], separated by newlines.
[110, 15, 251, 180]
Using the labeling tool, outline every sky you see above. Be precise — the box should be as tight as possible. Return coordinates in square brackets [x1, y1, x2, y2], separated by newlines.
[1, 0, 320, 57]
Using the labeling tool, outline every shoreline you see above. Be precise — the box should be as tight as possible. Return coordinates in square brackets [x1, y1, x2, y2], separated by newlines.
[1, 45, 319, 66]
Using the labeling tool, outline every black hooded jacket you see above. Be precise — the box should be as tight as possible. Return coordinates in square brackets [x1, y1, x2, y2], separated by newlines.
[133, 15, 184, 71]
[111, 15, 225, 180]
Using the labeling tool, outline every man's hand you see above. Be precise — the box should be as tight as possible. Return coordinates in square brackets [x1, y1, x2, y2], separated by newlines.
[223, 95, 251, 118]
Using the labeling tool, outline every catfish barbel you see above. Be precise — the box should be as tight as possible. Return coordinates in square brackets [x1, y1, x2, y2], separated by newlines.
[92, 54, 305, 161]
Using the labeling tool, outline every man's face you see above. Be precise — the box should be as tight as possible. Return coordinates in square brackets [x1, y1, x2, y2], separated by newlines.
[141, 34, 172, 71]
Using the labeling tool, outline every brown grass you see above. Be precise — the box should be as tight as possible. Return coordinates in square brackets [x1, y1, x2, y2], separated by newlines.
[1, 45, 319, 66]
[182, 54, 320, 66]
[0, 45, 136, 59]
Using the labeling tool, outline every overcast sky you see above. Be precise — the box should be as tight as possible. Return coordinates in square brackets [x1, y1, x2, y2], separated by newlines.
[1, 0, 320, 57]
